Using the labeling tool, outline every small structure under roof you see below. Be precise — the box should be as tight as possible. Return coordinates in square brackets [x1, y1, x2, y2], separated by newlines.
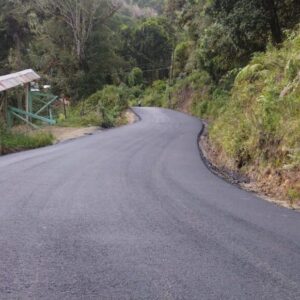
[0, 69, 40, 92]
[0, 69, 57, 128]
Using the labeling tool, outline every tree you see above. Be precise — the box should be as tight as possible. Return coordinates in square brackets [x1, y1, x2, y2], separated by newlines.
[197, 23, 241, 82]
[262, 0, 282, 44]
[128, 67, 143, 86]
[0, 0, 33, 73]
[124, 18, 173, 82]
[211, 0, 300, 46]
[34, 0, 122, 64]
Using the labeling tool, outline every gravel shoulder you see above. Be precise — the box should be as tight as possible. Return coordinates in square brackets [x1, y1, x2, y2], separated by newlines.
[45, 109, 138, 143]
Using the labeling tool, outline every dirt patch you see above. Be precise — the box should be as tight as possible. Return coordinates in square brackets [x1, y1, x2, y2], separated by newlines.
[11, 109, 137, 144]
[199, 123, 300, 211]
[10, 125, 34, 134]
[242, 166, 300, 210]
[175, 87, 193, 114]
[10, 124, 100, 143]
[49, 109, 138, 143]
[124, 109, 138, 125]
[43, 126, 100, 143]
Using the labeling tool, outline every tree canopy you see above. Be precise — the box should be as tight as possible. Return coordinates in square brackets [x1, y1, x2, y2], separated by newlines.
[0, 0, 299, 97]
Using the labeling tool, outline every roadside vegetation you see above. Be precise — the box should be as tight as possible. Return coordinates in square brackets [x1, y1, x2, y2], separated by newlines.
[0, 123, 54, 155]
[57, 85, 130, 128]
[208, 30, 300, 205]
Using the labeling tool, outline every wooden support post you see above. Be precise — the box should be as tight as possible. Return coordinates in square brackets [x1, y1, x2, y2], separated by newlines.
[0, 93, 4, 120]
[0, 91, 8, 123]
[25, 83, 30, 122]
[4, 91, 8, 123]
[49, 107, 53, 122]
[63, 98, 67, 119]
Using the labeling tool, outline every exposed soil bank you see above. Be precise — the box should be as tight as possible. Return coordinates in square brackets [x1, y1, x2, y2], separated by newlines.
[46, 126, 100, 143]
[198, 123, 300, 211]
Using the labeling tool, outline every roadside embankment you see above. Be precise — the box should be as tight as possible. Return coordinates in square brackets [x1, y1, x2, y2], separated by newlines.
[166, 29, 300, 210]
[198, 123, 300, 210]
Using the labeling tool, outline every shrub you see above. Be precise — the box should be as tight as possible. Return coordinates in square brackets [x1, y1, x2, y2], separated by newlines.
[174, 41, 191, 76]
[142, 80, 169, 107]
[128, 67, 144, 87]
[59, 84, 129, 128]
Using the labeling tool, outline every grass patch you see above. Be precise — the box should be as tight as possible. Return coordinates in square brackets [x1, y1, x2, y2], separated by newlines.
[57, 111, 102, 128]
[0, 129, 54, 155]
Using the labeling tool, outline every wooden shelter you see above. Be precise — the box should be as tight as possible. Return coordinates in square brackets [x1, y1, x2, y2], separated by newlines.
[0, 69, 57, 128]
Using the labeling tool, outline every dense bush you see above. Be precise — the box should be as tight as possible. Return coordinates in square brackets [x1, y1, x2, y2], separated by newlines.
[141, 80, 169, 107]
[59, 84, 130, 128]
[127, 67, 144, 87]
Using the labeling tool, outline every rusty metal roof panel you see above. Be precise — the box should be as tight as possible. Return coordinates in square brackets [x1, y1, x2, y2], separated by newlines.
[0, 69, 40, 92]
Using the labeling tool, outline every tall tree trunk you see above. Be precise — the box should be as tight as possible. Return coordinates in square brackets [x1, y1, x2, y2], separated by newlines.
[263, 0, 283, 44]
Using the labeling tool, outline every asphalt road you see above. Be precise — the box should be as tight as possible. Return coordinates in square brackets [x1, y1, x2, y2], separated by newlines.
[0, 107, 300, 300]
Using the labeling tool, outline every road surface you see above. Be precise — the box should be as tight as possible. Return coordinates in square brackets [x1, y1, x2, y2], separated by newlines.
[0, 107, 299, 299]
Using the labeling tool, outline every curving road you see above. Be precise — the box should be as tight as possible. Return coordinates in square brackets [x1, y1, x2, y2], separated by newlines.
[0, 107, 299, 299]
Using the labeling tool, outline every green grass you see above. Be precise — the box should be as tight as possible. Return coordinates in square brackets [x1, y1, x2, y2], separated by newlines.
[0, 130, 54, 155]
[57, 110, 103, 128]
[288, 188, 300, 207]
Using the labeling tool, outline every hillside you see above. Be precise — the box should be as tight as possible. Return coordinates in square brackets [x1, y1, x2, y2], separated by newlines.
[207, 29, 300, 205]
[210, 30, 300, 202]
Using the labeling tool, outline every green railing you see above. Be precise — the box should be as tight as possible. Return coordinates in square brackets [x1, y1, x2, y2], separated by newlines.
[8, 91, 58, 128]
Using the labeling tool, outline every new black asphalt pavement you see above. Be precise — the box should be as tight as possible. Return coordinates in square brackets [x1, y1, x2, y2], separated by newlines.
[0, 107, 299, 299]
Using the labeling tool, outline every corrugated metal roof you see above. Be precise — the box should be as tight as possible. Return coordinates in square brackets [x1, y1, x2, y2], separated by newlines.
[0, 69, 40, 92]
